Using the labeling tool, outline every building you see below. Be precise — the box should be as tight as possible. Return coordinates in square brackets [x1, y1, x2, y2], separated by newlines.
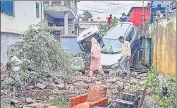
[79, 21, 107, 33]
[149, 1, 176, 24]
[150, 0, 175, 12]
[127, 7, 150, 28]
[1, 1, 43, 64]
[43, 1, 79, 36]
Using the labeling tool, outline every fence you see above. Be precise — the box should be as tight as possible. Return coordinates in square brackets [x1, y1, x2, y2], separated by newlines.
[150, 16, 176, 76]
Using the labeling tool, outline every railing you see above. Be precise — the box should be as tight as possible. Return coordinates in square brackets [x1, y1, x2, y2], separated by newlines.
[46, 26, 64, 35]
[46, 26, 75, 35]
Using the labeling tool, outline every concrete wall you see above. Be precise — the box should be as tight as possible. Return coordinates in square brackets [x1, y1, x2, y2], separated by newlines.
[1, 1, 43, 34]
[150, 16, 176, 76]
[1, 33, 21, 64]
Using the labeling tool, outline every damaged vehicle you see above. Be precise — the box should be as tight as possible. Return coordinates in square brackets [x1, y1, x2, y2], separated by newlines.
[77, 26, 103, 53]
[77, 22, 142, 72]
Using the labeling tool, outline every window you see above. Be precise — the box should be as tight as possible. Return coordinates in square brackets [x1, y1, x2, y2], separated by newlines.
[126, 27, 135, 42]
[0, 1, 14, 16]
[36, 2, 39, 18]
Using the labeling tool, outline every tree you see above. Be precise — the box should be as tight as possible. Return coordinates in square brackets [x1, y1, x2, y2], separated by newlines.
[99, 17, 119, 36]
[6, 21, 75, 88]
[82, 10, 93, 21]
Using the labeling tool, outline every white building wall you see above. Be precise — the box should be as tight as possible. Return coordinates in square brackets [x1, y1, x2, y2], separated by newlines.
[1, 33, 21, 64]
[1, 1, 43, 65]
[1, 1, 43, 34]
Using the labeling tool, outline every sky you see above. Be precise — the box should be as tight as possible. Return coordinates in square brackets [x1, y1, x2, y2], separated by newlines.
[78, 1, 148, 21]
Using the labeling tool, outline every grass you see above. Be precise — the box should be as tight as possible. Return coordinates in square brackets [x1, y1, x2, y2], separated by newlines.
[51, 97, 69, 108]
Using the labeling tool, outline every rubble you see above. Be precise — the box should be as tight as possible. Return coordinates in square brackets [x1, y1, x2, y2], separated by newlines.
[36, 83, 46, 89]
[25, 98, 35, 104]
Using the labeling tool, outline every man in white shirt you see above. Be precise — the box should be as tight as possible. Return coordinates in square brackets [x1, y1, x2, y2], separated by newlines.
[118, 36, 131, 75]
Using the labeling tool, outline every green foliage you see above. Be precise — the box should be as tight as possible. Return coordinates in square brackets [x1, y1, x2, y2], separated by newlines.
[127, 84, 140, 94]
[98, 17, 119, 36]
[52, 98, 68, 108]
[139, 20, 150, 36]
[7, 21, 74, 83]
[82, 10, 93, 21]
[143, 68, 176, 108]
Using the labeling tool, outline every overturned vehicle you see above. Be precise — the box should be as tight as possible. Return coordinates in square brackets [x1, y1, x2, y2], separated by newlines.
[77, 22, 145, 72]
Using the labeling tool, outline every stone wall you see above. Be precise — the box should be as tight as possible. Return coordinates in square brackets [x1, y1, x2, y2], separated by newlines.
[150, 16, 176, 76]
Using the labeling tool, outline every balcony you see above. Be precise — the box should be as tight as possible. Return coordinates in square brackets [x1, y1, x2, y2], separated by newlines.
[43, 1, 77, 19]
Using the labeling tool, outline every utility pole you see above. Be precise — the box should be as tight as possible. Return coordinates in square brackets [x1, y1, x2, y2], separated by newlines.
[143, 0, 145, 33]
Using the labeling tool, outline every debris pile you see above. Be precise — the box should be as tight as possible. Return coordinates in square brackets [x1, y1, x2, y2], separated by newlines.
[2, 22, 75, 99]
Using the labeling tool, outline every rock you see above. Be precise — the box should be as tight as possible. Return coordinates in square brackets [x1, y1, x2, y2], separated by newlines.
[36, 103, 45, 108]
[10, 98, 19, 104]
[95, 81, 102, 85]
[118, 82, 124, 90]
[130, 79, 138, 84]
[47, 106, 57, 108]
[140, 81, 144, 85]
[36, 83, 46, 89]
[26, 85, 34, 90]
[137, 76, 141, 79]
[1, 90, 7, 95]
[84, 77, 92, 83]
[65, 85, 74, 90]
[106, 78, 117, 83]
[57, 84, 65, 90]
[82, 83, 89, 89]
[23, 103, 45, 108]
[26, 98, 34, 104]
[131, 72, 137, 78]
[109, 70, 117, 76]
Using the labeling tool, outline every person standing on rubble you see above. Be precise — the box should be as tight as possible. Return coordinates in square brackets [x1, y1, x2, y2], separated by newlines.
[89, 38, 104, 76]
[118, 36, 131, 75]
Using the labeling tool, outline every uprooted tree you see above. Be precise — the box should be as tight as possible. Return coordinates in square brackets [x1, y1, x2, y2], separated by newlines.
[4, 21, 74, 95]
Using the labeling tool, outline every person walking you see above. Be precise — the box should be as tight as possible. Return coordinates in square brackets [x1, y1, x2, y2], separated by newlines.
[89, 38, 104, 76]
[118, 36, 131, 76]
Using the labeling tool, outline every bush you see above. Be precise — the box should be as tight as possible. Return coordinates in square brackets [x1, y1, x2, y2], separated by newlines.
[143, 68, 176, 108]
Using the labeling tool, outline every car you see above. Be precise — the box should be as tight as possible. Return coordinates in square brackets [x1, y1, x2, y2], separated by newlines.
[77, 22, 142, 72]
[100, 22, 141, 72]
[77, 26, 103, 53]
